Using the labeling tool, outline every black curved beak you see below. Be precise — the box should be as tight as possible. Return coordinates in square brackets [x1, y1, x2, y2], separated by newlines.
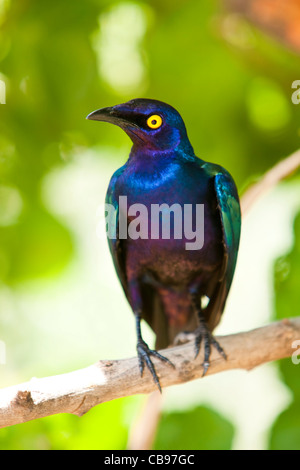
[86, 107, 116, 123]
[86, 104, 145, 144]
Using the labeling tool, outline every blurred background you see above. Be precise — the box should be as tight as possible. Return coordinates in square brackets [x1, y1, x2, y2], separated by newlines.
[0, 0, 300, 450]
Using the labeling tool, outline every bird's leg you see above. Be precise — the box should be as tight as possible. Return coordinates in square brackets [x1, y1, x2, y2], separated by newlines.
[135, 312, 174, 393]
[190, 292, 226, 376]
[129, 279, 174, 392]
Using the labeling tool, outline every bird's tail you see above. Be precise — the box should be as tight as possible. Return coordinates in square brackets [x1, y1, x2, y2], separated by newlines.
[150, 289, 197, 349]
[203, 278, 228, 332]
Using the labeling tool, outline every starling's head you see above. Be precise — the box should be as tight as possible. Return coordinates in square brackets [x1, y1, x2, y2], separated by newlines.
[87, 98, 194, 154]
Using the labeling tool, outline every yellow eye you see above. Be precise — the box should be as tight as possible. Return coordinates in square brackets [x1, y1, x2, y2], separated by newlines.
[147, 115, 162, 129]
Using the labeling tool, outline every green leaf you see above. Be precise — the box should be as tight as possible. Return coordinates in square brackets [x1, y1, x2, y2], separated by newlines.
[154, 406, 235, 450]
[269, 403, 300, 450]
[269, 212, 300, 449]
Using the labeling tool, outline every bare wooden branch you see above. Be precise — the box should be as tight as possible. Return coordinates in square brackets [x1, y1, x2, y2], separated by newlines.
[241, 149, 300, 215]
[127, 391, 162, 450]
[0, 318, 299, 429]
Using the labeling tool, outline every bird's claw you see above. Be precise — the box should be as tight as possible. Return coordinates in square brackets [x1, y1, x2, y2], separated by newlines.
[194, 323, 226, 376]
[137, 340, 174, 392]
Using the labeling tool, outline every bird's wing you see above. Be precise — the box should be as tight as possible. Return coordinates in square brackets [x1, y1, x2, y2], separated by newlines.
[204, 165, 241, 329]
[105, 167, 129, 300]
[214, 170, 241, 291]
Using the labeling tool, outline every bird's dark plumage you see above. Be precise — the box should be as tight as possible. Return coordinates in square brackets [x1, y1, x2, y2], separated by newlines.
[87, 99, 241, 391]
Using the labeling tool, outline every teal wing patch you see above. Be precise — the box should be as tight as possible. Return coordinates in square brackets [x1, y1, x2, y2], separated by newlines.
[214, 172, 241, 291]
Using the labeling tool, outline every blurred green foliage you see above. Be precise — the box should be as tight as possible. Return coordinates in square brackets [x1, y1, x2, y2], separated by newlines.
[154, 406, 234, 450]
[0, 0, 300, 450]
[270, 213, 300, 450]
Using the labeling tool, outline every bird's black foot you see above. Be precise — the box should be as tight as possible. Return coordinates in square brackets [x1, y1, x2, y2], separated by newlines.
[137, 339, 174, 393]
[194, 322, 226, 376]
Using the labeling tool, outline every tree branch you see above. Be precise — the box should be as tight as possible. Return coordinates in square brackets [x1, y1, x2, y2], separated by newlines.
[0, 318, 299, 429]
[241, 149, 300, 214]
